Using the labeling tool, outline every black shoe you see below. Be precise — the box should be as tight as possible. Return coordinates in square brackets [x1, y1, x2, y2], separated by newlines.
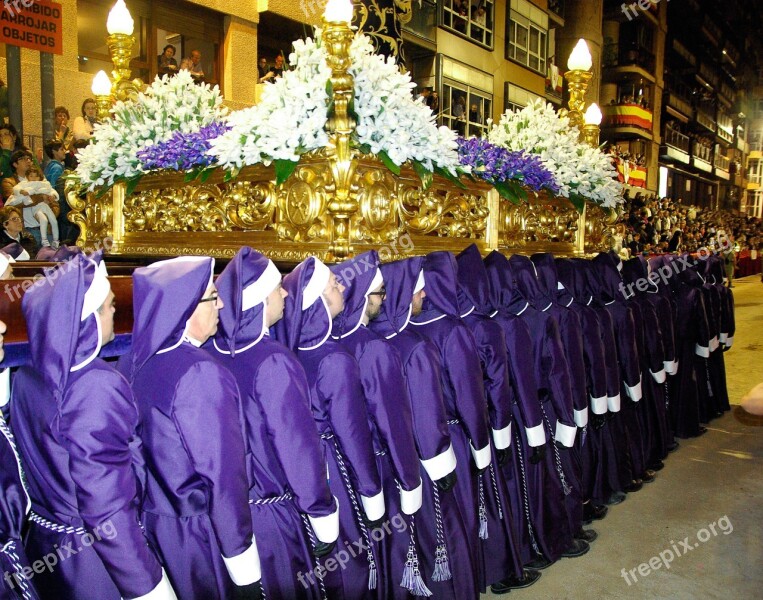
[641, 469, 657, 483]
[525, 555, 553, 570]
[696, 426, 708, 436]
[606, 491, 627, 505]
[667, 441, 680, 452]
[623, 479, 643, 493]
[490, 569, 542, 594]
[648, 459, 665, 471]
[561, 538, 590, 558]
[583, 502, 608, 524]
[574, 528, 598, 543]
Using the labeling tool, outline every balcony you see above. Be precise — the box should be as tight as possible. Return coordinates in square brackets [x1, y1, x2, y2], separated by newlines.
[612, 156, 648, 189]
[665, 92, 693, 119]
[602, 43, 656, 79]
[602, 103, 654, 138]
[548, 0, 565, 22]
[698, 63, 719, 89]
[661, 125, 691, 164]
[714, 154, 731, 180]
[696, 110, 716, 134]
[671, 39, 697, 66]
[692, 141, 713, 172]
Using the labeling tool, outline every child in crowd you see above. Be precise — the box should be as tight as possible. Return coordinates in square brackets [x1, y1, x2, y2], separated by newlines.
[9, 167, 60, 248]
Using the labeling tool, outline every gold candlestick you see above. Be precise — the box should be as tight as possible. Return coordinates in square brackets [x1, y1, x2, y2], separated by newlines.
[94, 94, 113, 122]
[581, 123, 600, 147]
[563, 70, 593, 132]
[322, 16, 358, 260]
[107, 33, 142, 103]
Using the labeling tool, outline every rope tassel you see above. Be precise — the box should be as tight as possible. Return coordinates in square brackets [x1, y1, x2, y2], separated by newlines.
[478, 477, 488, 540]
[431, 485, 452, 581]
[400, 517, 432, 597]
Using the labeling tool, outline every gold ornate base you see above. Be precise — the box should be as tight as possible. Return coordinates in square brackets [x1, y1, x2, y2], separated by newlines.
[67, 154, 612, 263]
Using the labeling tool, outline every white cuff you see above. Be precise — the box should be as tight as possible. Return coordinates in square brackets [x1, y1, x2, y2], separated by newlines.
[399, 481, 423, 515]
[724, 336, 733, 349]
[709, 336, 720, 352]
[626, 379, 642, 402]
[492, 423, 512, 450]
[361, 490, 385, 522]
[222, 537, 261, 586]
[308, 498, 340, 544]
[608, 394, 621, 413]
[664, 360, 678, 375]
[0, 369, 9, 408]
[129, 570, 178, 600]
[470, 442, 492, 471]
[719, 333, 728, 344]
[555, 421, 576, 447]
[650, 369, 666, 384]
[420, 443, 457, 482]
[574, 407, 588, 428]
[525, 423, 546, 447]
[590, 395, 608, 415]
[695, 344, 710, 358]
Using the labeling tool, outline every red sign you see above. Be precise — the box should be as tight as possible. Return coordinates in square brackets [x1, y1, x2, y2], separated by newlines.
[0, 0, 63, 55]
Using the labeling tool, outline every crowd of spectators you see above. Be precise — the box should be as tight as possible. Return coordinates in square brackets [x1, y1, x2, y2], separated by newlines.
[614, 192, 763, 283]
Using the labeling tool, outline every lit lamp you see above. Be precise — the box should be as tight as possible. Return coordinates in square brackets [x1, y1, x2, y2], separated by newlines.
[92, 70, 113, 122]
[106, 0, 141, 102]
[582, 103, 602, 147]
[321, 0, 357, 259]
[564, 39, 593, 131]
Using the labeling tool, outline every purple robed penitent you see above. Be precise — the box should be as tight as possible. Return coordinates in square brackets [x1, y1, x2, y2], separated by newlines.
[275, 257, 383, 600]
[331, 251, 430, 599]
[370, 257, 477, 600]
[12, 254, 173, 600]
[210, 247, 339, 600]
[455, 244, 525, 588]
[118, 256, 260, 600]
[483, 251, 572, 563]
[408, 251, 491, 598]
[1, 367, 41, 600]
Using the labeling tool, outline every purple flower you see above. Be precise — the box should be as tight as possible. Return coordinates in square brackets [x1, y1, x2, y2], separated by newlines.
[137, 121, 230, 172]
[456, 137, 559, 194]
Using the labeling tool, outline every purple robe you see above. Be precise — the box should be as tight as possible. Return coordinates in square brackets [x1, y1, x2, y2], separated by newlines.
[371, 257, 477, 600]
[12, 254, 171, 600]
[456, 244, 525, 587]
[332, 252, 429, 599]
[1, 369, 41, 600]
[276, 257, 383, 600]
[211, 247, 339, 600]
[119, 257, 260, 600]
[483, 251, 572, 563]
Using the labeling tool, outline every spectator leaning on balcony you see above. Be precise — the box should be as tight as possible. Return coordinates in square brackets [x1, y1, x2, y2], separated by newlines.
[72, 98, 97, 142]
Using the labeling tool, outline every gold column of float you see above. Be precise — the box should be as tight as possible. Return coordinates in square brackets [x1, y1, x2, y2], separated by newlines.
[321, 1, 358, 260]
[106, 0, 143, 103]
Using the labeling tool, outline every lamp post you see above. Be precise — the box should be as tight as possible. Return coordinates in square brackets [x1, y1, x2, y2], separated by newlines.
[92, 70, 113, 122]
[322, 0, 357, 260]
[582, 103, 602, 147]
[106, 0, 142, 102]
[564, 39, 593, 131]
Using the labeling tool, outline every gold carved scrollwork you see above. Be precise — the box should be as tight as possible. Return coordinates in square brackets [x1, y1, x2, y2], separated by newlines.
[276, 164, 331, 242]
[498, 192, 581, 250]
[398, 181, 489, 239]
[584, 204, 617, 254]
[66, 175, 113, 248]
[353, 165, 402, 244]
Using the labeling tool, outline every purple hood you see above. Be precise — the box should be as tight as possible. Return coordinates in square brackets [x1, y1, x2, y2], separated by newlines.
[331, 250, 381, 338]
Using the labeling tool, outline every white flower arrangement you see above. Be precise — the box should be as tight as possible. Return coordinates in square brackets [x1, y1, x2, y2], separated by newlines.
[209, 30, 462, 178]
[488, 99, 623, 209]
[76, 70, 227, 191]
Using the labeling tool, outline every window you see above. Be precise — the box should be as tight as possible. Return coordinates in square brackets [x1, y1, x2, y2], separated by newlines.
[441, 0, 494, 49]
[504, 83, 542, 114]
[77, 0, 224, 87]
[439, 56, 493, 139]
[506, 0, 548, 75]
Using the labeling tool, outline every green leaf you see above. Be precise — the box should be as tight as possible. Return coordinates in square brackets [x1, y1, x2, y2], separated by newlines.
[494, 181, 521, 205]
[568, 193, 586, 213]
[434, 166, 467, 189]
[412, 160, 433, 190]
[184, 168, 200, 183]
[125, 175, 142, 197]
[378, 150, 401, 176]
[223, 167, 240, 183]
[199, 167, 216, 183]
[274, 159, 299, 185]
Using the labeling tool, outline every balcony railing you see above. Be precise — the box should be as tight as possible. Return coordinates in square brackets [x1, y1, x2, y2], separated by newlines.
[699, 63, 719, 88]
[692, 141, 712, 163]
[602, 103, 653, 131]
[602, 43, 656, 74]
[696, 110, 716, 133]
[666, 92, 692, 117]
[715, 154, 731, 171]
[664, 125, 690, 153]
